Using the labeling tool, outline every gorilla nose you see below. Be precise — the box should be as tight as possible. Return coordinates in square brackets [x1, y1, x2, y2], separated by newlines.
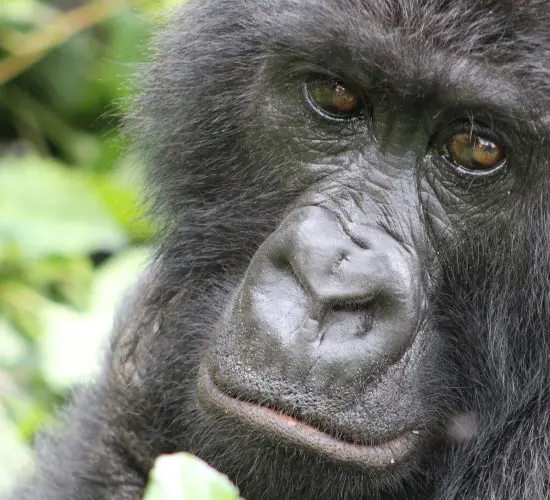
[232, 206, 422, 380]
[286, 208, 415, 309]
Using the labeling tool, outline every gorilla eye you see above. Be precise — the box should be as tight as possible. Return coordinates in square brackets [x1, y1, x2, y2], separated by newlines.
[304, 80, 365, 120]
[443, 131, 505, 174]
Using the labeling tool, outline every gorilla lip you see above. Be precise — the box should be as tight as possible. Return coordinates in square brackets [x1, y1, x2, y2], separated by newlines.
[197, 365, 420, 469]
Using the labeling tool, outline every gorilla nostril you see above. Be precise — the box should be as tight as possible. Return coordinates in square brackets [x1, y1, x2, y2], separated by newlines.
[335, 251, 350, 270]
[323, 301, 376, 339]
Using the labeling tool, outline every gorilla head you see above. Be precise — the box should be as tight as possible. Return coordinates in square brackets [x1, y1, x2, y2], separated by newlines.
[13, 1, 550, 499]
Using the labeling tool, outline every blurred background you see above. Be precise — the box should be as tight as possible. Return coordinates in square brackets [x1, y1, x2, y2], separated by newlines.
[0, 0, 176, 493]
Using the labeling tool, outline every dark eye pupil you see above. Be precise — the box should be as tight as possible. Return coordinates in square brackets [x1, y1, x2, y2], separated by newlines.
[446, 132, 504, 171]
[305, 80, 362, 119]
[332, 84, 359, 111]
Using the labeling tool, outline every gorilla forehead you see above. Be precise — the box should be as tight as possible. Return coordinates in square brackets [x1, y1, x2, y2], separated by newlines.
[253, 0, 547, 48]
[155, 0, 550, 133]
[251, 0, 549, 100]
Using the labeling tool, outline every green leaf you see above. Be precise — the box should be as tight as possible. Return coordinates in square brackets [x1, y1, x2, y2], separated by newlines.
[0, 0, 50, 26]
[88, 246, 149, 313]
[0, 156, 127, 258]
[36, 300, 105, 390]
[0, 316, 27, 365]
[37, 247, 149, 390]
[0, 408, 33, 496]
[144, 453, 240, 500]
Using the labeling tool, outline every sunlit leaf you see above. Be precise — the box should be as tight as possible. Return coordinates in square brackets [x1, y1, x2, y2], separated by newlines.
[37, 247, 149, 390]
[0, 409, 33, 496]
[0, 156, 127, 258]
[144, 453, 240, 500]
[0, 316, 27, 365]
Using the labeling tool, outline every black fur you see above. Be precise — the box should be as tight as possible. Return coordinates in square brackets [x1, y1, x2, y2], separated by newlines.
[10, 1, 550, 498]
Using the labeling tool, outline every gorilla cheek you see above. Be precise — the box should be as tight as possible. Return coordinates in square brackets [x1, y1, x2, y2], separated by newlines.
[198, 205, 427, 468]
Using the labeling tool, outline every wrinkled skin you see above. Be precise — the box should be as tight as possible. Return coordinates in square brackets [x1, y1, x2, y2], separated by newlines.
[9, 1, 550, 499]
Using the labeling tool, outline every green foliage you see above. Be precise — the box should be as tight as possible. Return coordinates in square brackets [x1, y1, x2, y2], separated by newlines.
[144, 454, 241, 500]
[0, 2, 240, 497]
[0, 0, 174, 494]
[0, 156, 128, 258]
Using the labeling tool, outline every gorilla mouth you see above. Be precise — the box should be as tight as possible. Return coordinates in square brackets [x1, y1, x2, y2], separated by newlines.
[197, 364, 421, 469]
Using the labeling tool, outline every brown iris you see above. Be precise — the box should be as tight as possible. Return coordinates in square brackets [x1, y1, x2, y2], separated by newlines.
[446, 132, 505, 172]
[305, 80, 364, 120]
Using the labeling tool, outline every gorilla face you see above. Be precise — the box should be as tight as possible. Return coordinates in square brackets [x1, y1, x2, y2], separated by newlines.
[197, 89, 432, 468]
[181, 1, 541, 489]
[14, 1, 550, 500]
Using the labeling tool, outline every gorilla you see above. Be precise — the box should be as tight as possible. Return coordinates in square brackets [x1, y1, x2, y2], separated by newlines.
[10, 0, 550, 499]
